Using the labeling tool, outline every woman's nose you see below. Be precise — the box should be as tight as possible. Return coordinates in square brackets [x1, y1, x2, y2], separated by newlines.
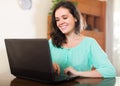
[58, 19, 64, 25]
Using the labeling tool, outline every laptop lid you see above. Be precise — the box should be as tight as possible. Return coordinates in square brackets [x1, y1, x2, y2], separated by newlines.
[5, 39, 55, 82]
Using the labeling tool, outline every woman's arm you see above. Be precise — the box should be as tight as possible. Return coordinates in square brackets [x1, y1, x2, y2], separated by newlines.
[64, 66, 102, 78]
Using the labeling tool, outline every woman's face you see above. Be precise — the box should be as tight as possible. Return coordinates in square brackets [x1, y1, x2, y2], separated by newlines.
[55, 7, 77, 35]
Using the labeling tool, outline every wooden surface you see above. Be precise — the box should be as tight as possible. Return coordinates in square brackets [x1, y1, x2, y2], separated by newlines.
[0, 73, 117, 86]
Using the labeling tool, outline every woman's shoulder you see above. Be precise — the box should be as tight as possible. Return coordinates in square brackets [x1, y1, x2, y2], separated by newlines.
[48, 39, 55, 47]
[48, 38, 52, 42]
[83, 36, 101, 49]
[83, 36, 97, 43]
[48, 39, 53, 45]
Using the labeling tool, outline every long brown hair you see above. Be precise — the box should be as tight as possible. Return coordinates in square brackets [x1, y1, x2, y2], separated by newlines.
[50, 1, 80, 48]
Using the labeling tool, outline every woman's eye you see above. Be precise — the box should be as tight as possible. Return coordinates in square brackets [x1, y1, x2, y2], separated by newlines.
[63, 17, 67, 19]
[55, 18, 59, 22]
[55, 20, 59, 22]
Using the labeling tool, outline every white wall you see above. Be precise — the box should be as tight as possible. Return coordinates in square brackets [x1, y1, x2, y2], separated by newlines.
[106, 0, 114, 61]
[0, 0, 52, 73]
[113, 0, 120, 76]
[106, 0, 120, 76]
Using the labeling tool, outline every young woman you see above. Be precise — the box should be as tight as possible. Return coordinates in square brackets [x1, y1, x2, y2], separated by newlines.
[49, 1, 116, 78]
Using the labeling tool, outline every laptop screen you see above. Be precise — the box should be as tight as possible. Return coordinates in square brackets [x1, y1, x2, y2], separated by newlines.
[5, 39, 55, 82]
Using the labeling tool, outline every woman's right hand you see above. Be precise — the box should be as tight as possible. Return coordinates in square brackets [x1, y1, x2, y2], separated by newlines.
[52, 63, 60, 75]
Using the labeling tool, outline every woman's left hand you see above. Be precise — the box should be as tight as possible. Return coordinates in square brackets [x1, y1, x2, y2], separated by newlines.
[64, 66, 78, 76]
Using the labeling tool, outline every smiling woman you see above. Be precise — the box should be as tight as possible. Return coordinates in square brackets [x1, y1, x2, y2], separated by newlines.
[49, 1, 116, 78]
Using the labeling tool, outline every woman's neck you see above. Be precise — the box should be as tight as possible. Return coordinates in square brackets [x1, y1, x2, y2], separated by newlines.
[66, 33, 81, 42]
[62, 33, 85, 48]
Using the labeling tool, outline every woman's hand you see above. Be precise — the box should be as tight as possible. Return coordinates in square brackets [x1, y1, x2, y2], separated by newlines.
[64, 66, 78, 76]
[64, 66, 102, 78]
[52, 63, 60, 75]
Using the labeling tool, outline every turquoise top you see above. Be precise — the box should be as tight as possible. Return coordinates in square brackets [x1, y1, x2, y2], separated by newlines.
[49, 37, 116, 78]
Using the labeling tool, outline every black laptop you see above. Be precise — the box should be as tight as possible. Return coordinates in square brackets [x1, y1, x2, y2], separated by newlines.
[5, 39, 78, 83]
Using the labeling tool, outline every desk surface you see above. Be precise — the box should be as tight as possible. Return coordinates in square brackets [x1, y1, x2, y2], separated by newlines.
[0, 73, 119, 86]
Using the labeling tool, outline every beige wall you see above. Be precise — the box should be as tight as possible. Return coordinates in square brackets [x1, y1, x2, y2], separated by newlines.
[0, 0, 52, 73]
